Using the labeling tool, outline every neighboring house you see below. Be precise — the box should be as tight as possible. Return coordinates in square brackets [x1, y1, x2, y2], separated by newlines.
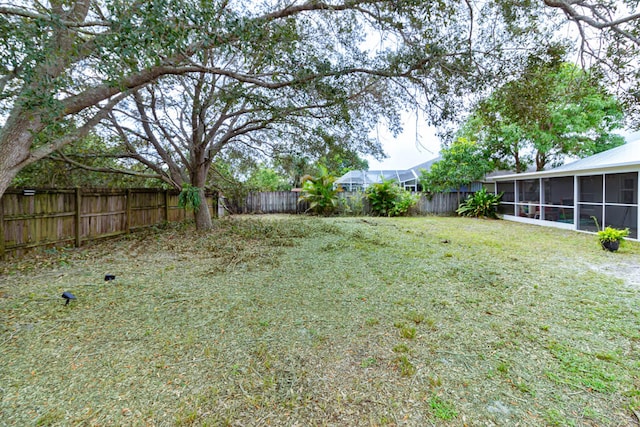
[489, 138, 639, 240]
[336, 157, 485, 192]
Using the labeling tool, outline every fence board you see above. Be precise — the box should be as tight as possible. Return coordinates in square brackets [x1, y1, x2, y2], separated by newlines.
[228, 191, 302, 214]
[0, 197, 4, 258]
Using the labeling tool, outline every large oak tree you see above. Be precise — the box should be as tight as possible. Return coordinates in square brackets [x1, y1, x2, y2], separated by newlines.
[100, 65, 394, 229]
[0, 0, 558, 209]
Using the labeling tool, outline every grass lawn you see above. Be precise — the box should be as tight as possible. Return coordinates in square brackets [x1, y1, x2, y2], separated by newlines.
[1, 215, 640, 426]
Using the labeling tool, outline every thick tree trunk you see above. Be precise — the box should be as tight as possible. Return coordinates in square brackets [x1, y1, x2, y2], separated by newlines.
[0, 114, 39, 198]
[0, 149, 23, 198]
[192, 163, 213, 231]
[194, 187, 213, 230]
[0, 166, 19, 199]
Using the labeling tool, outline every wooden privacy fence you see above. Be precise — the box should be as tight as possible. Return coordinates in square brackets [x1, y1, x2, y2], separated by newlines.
[226, 191, 308, 214]
[1, 188, 467, 259]
[0, 188, 216, 259]
[412, 192, 469, 215]
[228, 191, 467, 216]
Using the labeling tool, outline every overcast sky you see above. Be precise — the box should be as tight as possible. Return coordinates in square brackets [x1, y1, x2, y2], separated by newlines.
[365, 113, 442, 171]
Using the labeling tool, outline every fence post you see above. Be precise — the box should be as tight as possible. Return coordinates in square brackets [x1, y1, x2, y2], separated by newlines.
[125, 189, 132, 233]
[75, 187, 82, 247]
[0, 194, 5, 261]
[217, 192, 225, 218]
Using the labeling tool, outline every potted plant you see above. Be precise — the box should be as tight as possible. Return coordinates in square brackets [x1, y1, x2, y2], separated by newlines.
[597, 226, 629, 252]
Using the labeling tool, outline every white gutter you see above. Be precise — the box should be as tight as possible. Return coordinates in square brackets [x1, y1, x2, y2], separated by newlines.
[490, 163, 640, 181]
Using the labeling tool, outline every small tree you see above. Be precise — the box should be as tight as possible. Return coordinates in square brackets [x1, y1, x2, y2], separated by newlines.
[245, 165, 292, 192]
[298, 167, 341, 216]
[420, 138, 493, 201]
[459, 52, 625, 172]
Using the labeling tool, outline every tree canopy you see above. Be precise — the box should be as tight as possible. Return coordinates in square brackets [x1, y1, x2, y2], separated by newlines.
[3, 0, 640, 216]
[94, 35, 400, 228]
[11, 133, 164, 188]
[419, 137, 492, 193]
[0, 0, 559, 209]
[542, 0, 640, 125]
[458, 47, 625, 172]
[244, 165, 292, 192]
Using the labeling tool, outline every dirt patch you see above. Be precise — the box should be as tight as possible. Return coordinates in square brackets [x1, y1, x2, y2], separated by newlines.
[589, 257, 640, 289]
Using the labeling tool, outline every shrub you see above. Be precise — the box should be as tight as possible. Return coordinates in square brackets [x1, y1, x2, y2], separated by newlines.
[337, 190, 366, 216]
[390, 189, 419, 217]
[366, 179, 397, 216]
[366, 179, 418, 217]
[456, 188, 502, 218]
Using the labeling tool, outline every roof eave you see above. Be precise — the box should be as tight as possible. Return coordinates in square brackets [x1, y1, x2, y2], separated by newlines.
[490, 162, 640, 181]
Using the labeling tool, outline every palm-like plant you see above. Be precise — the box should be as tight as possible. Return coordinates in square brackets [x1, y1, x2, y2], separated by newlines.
[298, 167, 341, 216]
[366, 179, 398, 216]
[456, 188, 502, 218]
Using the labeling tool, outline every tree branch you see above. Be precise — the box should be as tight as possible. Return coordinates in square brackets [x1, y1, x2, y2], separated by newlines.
[23, 91, 130, 167]
[51, 151, 167, 181]
[0, 5, 108, 27]
[544, 0, 640, 45]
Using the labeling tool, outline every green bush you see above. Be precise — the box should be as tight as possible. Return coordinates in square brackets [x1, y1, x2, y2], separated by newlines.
[366, 180, 397, 216]
[456, 188, 502, 218]
[366, 179, 418, 217]
[390, 189, 419, 217]
[337, 190, 366, 216]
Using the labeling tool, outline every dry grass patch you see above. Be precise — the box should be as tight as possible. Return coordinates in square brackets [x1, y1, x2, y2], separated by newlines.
[1, 215, 639, 426]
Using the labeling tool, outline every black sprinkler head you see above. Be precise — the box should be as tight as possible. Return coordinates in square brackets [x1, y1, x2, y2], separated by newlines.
[104, 275, 116, 281]
[61, 291, 76, 305]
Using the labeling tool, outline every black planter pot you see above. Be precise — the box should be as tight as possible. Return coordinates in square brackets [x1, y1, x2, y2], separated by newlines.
[601, 240, 620, 252]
